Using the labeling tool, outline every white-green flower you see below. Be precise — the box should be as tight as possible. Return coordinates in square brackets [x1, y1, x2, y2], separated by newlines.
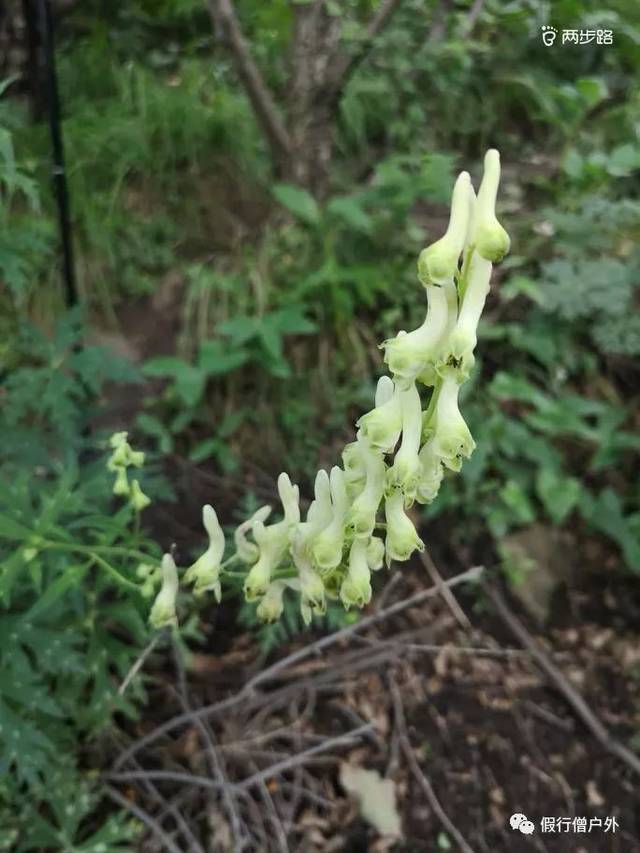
[112, 467, 130, 497]
[310, 466, 348, 574]
[294, 563, 326, 625]
[149, 553, 179, 629]
[384, 490, 424, 565]
[243, 472, 300, 600]
[439, 252, 492, 379]
[130, 479, 151, 511]
[244, 517, 289, 601]
[340, 539, 372, 610]
[375, 375, 395, 407]
[256, 579, 288, 623]
[415, 439, 444, 505]
[381, 284, 449, 388]
[417, 171, 471, 286]
[356, 383, 402, 452]
[342, 440, 367, 495]
[472, 149, 510, 263]
[346, 440, 386, 538]
[385, 382, 422, 500]
[293, 468, 333, 561]
[432, 375, 475, 470]
[184, 504, 225, 600]
[234, 505, 272, 564]
[366, 536, 385, 572]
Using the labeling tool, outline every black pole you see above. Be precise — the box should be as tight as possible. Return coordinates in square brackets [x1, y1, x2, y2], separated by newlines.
[33, 0, 78, 308]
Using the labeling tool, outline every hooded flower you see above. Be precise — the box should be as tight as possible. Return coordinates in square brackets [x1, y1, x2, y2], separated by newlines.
[340, 539, 372, 610]
[149, 553, 179, 629]
[384, 490, 424, 565]
[472, 149, 510, 263]
[112, 467, 130, 497]
[293, 468, 333, 560]
[432, 375, 475, 470]
[234, 505, 272, 564]
[346, 440, 386, 538]
[438, 252, 492, 379]
[130, 479, 151, 512]
[415, 439, 445, 505]
[356, 383, 402, 452]
[381, 284, 449, 389]
[417, 171, 471, 286]
[244, 473, 300, 600]
[385, 382, 422, 500]
[366, 536, 385, 572]
[310, 467, 348, 574]
[184, 504, 225, 600]
[298, 564, 327, 624]
[256, 579, 289, 623]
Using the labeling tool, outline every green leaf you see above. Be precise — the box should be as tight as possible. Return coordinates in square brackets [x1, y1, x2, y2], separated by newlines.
[142, 356, 192, 378]
[198, 339, 249, 375]
[135, 413, 173, 453]
[0, 512, 32, 540]
[499, 480, 536, 526]
[327, 195, 373, 232]
[272, 183, 320, 225]
[535, 469, 580, 524]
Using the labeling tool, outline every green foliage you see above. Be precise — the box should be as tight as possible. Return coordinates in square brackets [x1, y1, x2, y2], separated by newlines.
[0, 313, 158, 849]
[1, 309, 139, 464]
[0, 108, 54, 314]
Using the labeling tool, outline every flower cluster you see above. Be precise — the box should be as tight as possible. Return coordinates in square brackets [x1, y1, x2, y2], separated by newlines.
[107, 431, 151, 511]
[148, 150, 509, 630]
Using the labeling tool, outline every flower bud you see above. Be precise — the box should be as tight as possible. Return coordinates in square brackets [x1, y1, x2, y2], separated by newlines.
[384, 490, 424, 565]
[185, 504, 225, 600]
[149, 553, 179, 629]
[473, 149, 510, 263]
[130, 479, 151, 512]
[340, 539, 372, 610]
[256, 580, 288, 623]
[417, 171, 471, 285]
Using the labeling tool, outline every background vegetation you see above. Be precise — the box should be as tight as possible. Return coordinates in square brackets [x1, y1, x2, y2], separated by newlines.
[1, 0, 639, 848]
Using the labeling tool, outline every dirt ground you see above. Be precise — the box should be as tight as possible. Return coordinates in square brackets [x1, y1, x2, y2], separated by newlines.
[102, 499, 640, 852]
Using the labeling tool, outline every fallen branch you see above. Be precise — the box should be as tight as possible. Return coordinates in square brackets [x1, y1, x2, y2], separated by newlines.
[113, 565, 483, 770]
[484, 581, 640, 778]
[389, 677, 475, 853]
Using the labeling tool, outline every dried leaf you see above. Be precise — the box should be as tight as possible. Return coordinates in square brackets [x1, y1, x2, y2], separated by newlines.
[340, 764, 402, 838]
